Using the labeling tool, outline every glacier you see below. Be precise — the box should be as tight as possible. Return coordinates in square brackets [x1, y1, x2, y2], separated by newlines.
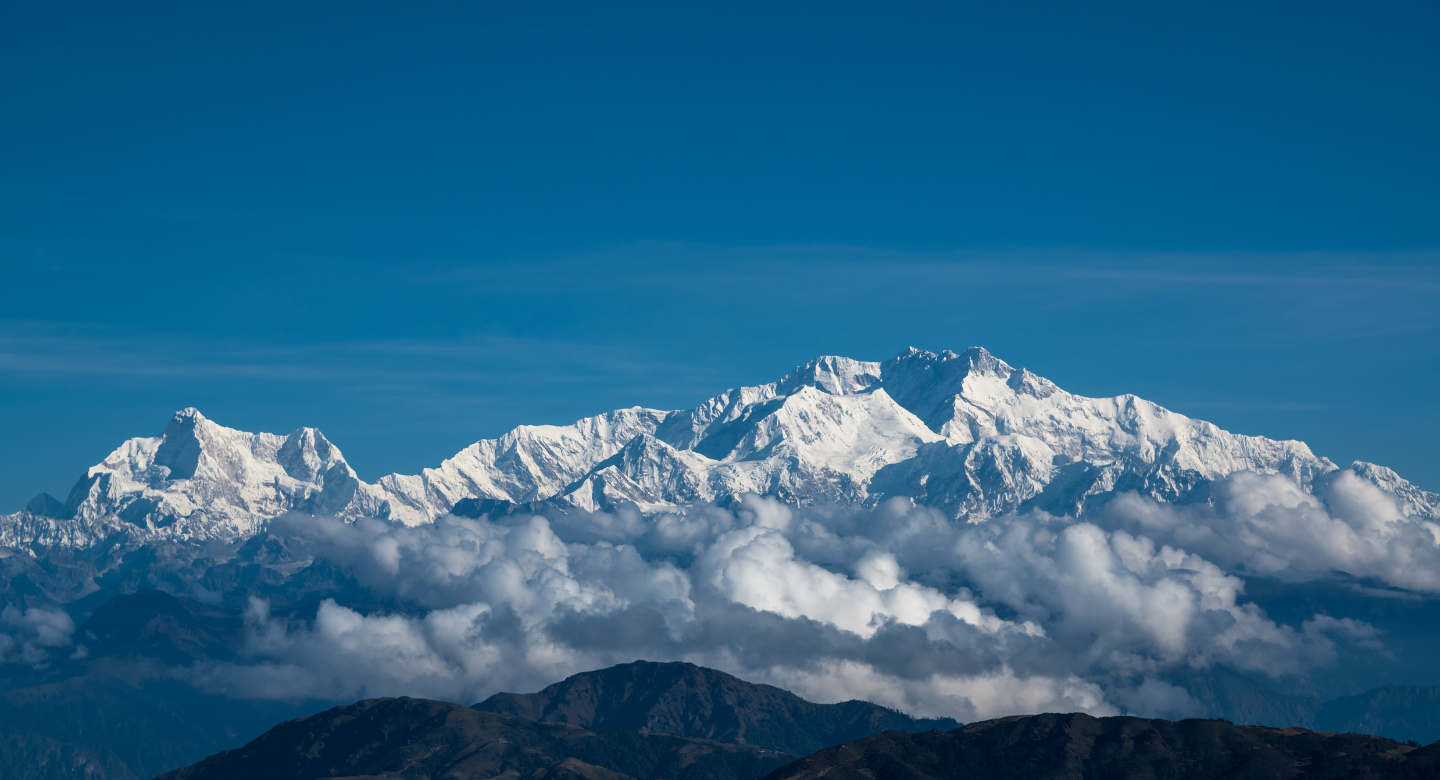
[3, 346, 1435, 548]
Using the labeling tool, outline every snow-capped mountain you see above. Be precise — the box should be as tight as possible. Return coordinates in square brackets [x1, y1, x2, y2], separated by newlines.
[0, 408, 391, 547]
[4, 347, 1435, 547]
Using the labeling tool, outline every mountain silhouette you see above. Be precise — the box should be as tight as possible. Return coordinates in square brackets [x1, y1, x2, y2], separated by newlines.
[763, 712, 1440, 780]
[159, 697, 796, 780]
[474, 660, 960, 755]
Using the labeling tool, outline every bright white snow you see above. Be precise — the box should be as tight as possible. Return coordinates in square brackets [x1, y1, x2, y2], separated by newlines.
[3, 347, 1434, 549]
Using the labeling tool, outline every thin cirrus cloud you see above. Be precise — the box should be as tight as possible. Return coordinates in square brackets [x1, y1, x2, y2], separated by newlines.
[10, 245, 1437, 375]
[406, 244, 1440, 348]
[0, 321, 721, 395]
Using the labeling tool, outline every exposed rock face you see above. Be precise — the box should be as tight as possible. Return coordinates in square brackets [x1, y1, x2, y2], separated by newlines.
[3, 347, 1434, 547]
[474, 660, 959, 756]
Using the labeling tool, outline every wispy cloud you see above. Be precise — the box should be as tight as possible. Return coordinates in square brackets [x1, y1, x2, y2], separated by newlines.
[0, 321, 731, 410]
[5, 244, 1435, 409]
[408, 243, 1440, 344]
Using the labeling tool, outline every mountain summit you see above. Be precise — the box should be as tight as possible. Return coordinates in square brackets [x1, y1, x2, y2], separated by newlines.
[474, 660, 959, 755]
[4, 347, 1435, 546]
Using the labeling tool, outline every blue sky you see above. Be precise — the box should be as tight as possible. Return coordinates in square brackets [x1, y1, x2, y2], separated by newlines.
[1, 0, 1437, 508]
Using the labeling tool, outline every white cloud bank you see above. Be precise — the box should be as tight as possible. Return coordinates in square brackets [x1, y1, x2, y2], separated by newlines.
[178, 467, 1435, 721]
[1101, 470, 1440, 591]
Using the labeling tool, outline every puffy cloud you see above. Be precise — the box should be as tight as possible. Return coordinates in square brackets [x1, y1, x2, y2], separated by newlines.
[184, 484, 1393, 722]
[756, 660, 1115, 722]
[694, 509, 1014, 638]
[1100, 469, 1440, 592]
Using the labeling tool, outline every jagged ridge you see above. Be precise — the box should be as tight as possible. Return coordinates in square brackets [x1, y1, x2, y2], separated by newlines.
[4, 347, 1435, 547]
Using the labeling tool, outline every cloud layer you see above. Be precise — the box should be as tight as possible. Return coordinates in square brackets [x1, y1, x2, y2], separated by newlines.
[1100, 470, 1440, 591]
[175, 468, 1435, 721]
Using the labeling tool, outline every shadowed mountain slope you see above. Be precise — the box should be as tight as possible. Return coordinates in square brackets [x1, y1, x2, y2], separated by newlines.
[1166, 666, 1440, 745]
[158, 697, 797, 780]
[763, 713, 1440, 780]
[473, 661, 960, 756]
[1319, 686, 1440, 747]
[0, 590, 316, 780]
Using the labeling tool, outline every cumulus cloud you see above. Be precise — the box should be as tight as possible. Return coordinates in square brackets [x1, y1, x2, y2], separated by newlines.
[1099, 469, 1440, 592]
[179, 482, 1405, 722]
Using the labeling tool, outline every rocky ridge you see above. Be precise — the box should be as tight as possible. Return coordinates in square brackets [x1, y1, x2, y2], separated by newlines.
[4, 347, 1435, 547]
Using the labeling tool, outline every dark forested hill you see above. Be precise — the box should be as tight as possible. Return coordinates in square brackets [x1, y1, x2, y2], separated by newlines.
[763, 713, 1440, 780]
[474, 660, 960, 756]
[158, 697, 796, 780]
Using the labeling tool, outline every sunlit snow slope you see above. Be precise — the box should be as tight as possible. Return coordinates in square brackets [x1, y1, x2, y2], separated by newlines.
[4, 347, 1435, 546]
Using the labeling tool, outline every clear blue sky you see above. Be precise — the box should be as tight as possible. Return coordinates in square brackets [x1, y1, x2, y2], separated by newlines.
[1, 0, 1437, 509]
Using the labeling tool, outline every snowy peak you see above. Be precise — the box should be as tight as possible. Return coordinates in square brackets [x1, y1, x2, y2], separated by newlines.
[557, 386, 940, 512]
[4, 347, 1436, 549]
[153, 407, 208, 480]
[116, 408, 353, 493]
[653, 356, 881, 455]
[1006, 367, 1061, 399]
[559, 434, 711, 512]
[1346, 461, 1440, 520]
[737, 386, 940, 468]
[775, 355, 882, 397]
[371, 406, 671, 525]
[878, 347, 1014, 434]
[276, 426, 347, 484]
[11, 409, 370, 546]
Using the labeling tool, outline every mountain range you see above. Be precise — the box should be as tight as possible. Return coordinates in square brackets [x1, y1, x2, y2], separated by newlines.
[160, 701, 1440, 780]
[3, 346, 1440, 779]
[157, 697, 799, 780]
[5, 347, 1436, 548]
[153, 665, 1440, 780]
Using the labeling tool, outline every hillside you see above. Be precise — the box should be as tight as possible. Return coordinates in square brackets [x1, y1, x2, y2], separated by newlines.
[475, 660, 960, 755]
[158, 697, 796, 780]
[764, 713, 1440, 780]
